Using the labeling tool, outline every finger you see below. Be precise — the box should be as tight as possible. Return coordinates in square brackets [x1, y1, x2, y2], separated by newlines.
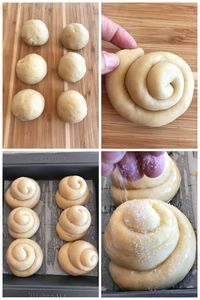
[102, 51, 119, 75]
[102, 15, 137, 49]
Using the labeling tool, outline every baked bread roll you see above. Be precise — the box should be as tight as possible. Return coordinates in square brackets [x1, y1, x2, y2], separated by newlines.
[58, 240, 98, 275]
[106, 48, 194, 127]
[5, 177, 40, 208]
[56, 205, 91, 241]
[55, 176, 89, 209]
[7, 207, 40, 239]
[111, 153, 181, 205]
[61, 23, 89, 50]
[104, 199, 196, 290]
[6, 239, 43, 277]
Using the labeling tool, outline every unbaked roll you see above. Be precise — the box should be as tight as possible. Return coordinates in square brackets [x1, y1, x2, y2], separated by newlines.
[5, 177, 41, 208]
[106, 48, 194, 127]
[104, 199, 196, 290]
[55, 176, 89, 209]
[21, 19, 49, 46]
[56, 205, 91, 241]
[111, 153, 181, 205]
[6, 239, 43, 277]
[7, 207, 40, 239]
[58, 240, 98, 275]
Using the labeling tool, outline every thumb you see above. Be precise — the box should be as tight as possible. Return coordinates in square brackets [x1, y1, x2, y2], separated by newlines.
[102, 51, 119, 75]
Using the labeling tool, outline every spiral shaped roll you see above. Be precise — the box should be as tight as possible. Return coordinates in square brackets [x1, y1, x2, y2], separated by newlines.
[5, 177, 40, 208]
[55, 176, 89, 209]
[7, 207, 40, 239]
[111, 153, 181, 205]
[104, 199, 196, 290]
[106, 48, 194, 127]
[56, 205, 91, 241]
[58, 240, 98, 276]
[6, 239, 43, 277]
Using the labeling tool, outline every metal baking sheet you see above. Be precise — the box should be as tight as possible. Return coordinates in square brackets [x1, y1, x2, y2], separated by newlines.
[3, 179, 98, 277]
[101, 151, 197, 293]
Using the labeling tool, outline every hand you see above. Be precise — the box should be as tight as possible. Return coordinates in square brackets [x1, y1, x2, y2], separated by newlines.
[101, 16, 137, 75]
[102, 151, 165, 180]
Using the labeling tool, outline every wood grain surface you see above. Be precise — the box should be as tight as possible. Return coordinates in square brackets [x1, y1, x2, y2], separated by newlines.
[102, 3, 197, 149]
[3, 3, 98, 149]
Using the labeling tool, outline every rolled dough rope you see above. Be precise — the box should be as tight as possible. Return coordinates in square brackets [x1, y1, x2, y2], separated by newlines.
[104, 199, 196, 290]
[106, 48, 194, 127]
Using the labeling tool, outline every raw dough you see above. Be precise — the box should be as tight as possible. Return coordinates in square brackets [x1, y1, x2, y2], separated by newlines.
[61, 23, 89, 50]
[12, 89, 45, 121]
[6, 239, 43, 277]
[56, 205, 91, 241]
[7, 207, 40, 239]
[111, 153, 181, 205]
[5, 177, 41, 208]
[58, 240, 98, 275]
[57, 90, 87, 123]
[16, 53, 47, 84]
[58, 52, 86, 82]
[106, 48, 194, 127]
[104, 199, 196, 290]
[21, 19, 49, 46]
[55, 176, 89, 209]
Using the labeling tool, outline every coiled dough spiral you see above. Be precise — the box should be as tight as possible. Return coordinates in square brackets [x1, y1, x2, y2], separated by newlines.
[104, 199, 196, 290]
[5, 177, 40, 208]
[55, 176, 89, 209]
[58, 240, 98, 275]
[106, 48, 194, 127]
[6, 239, 43, 277]
[111, 153, 181, 205]
[7, 207, 40, 239]
[56, 205, 91, 241]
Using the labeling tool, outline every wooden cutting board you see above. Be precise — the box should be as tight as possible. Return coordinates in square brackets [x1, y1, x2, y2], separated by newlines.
[102, 3, 197, 149]
[3, 3, 98, 149]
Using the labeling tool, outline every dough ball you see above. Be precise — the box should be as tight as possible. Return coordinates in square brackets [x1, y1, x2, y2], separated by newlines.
[21, 19, 49, 46]
[16, 53, 47, 84]
[12, 89, 45, 121]
[61, 23, 89, 50]
[57, 90, 87, 123]
[58, 52, 86, 83]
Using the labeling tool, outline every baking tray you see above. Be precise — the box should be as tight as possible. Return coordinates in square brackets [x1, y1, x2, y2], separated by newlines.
[3, 152, 99, 297]
[101, 151, 197, 297]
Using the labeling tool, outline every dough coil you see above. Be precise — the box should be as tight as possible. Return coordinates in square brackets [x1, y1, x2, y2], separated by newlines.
[6, 239, 43, 277]
[106, 48, 194, 127]
[55, 176, 89, 209]
[56, 205, 91, 241]
[58, 240, 98, 275]
[7, 207, 40, 239]
[5, 177, 41, 208]
[104, 199, 196, 290]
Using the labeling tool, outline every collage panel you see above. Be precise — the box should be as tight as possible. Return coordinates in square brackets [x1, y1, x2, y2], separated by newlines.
[3, 151, 99, 297]
[102, 2, 197, 148]
[101, 151, 197, 297]
[3, 2, 99, 149]
[1, 0, 199, 298]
